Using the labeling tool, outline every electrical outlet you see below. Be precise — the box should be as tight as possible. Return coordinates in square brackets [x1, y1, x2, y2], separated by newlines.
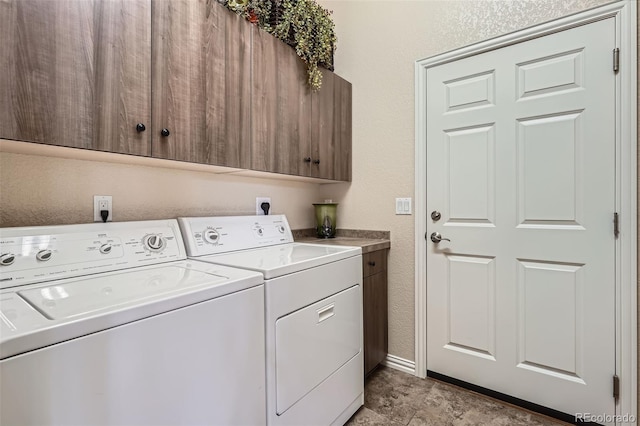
[94, 195, 113, 222]
[256, 197, 271, 215]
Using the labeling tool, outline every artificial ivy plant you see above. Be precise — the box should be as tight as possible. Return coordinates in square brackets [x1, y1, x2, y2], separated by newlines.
[223, 0, 337, 91]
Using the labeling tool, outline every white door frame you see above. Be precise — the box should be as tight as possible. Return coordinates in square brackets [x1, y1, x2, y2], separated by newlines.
[414, 1, 637, 420]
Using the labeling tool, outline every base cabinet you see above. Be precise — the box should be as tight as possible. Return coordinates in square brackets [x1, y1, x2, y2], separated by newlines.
[362, 249, 388, 376]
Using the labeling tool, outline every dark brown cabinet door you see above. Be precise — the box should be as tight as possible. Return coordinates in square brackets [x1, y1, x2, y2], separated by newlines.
[363, 271, 388, 376]
[251, 28, 312, 176]
[152, 0, 251, 168]
[363, 249, 388, 377]
[0, 0, 151, 155]
[311, 69, 352, 181]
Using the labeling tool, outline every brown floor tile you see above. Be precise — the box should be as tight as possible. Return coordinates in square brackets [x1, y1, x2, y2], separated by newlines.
[347, 366, 571, 426]
[361, 366, 435, 425]
[345, 406, 405, 426]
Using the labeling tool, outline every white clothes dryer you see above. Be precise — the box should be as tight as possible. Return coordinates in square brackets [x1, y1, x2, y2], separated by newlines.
[0, 219, 265, 426]
[178, 215, 364, 426]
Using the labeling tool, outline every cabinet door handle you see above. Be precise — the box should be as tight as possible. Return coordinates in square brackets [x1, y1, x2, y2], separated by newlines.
[313, 159, 320, 165]
[368, 261, 376, 266]
[303, 157, 311, 163]
[136, 123, 146, 132]
[161, 128, 170, 137]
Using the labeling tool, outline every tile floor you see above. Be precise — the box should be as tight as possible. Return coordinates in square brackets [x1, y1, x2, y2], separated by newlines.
[345, 366, 570, 426]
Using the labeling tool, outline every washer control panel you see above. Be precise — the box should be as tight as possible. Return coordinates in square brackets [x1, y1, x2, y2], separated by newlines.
[0, 220, 186, 289]
[178, 215, 294, 257]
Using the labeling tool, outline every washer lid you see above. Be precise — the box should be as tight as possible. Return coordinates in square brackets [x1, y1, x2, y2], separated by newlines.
[195, 243, 361, 279]
[19, 264, 244, 320]
[1, 260, 263, 359]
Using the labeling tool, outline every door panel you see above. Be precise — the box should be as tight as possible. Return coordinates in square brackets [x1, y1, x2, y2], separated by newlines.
[426, 17, 615, 418]
[517, 260, 584, 382]
[517, 113, 584, 227]
[446, 125, 495, 224]
[446, 255, 496, 360]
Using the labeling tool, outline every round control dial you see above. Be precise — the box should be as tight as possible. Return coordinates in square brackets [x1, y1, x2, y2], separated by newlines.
[0, 253, 16, 266]
[36, 249, 53, 262]
[202, 229, 220, 245]
[144, 234, 166, 252]
[99, 243, 113, 254]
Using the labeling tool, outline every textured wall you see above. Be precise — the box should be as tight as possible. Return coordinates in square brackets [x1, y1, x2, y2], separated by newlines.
[318, 0, 616, 362]
[0, 149, 322, 229]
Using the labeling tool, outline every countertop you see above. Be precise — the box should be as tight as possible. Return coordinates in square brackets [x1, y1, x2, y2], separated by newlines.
[293, 229, 390, 254]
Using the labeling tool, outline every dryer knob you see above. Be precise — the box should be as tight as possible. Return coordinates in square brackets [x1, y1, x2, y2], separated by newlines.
[100, 243, 113, 254]
[145, 234, 165, 252]
[36, 249, 53, 262]
[0, 253, 16, 266]
[202, 229, 220, 245]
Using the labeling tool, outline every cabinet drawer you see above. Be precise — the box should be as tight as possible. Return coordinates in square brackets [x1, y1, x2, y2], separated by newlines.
[362, 250, 387, 277]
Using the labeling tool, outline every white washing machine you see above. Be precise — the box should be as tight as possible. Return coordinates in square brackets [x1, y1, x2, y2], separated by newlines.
[178, 215, 364, 426]
[0, 219, 266, 426]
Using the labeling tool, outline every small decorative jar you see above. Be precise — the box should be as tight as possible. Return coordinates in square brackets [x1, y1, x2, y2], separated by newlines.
[313, 202, 338, 238]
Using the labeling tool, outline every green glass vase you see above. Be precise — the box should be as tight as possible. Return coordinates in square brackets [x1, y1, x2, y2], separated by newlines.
[313, 203, 338, 238]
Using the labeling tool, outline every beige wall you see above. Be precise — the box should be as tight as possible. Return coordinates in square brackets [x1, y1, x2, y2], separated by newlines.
[318, 0, 617, 362]
[0, 149, 323, 229]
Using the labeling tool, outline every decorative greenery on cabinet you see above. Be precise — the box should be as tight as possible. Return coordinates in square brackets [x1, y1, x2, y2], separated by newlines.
[223, 0, 336, 90]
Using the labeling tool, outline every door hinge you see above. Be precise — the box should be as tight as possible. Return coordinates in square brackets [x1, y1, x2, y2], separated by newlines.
[613, 48, 620, 73]
[613, 375, 620, 400]
[614, 212, 619, 238]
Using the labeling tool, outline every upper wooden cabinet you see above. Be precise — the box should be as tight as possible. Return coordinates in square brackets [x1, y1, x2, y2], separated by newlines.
[252, 31, 352, 181]
[152, 0, 251, 168]
[311, 69, 353, 181]
[1, 0, 351, 181]
[0, 0, 151, 156]
[251, 27, 312, 176]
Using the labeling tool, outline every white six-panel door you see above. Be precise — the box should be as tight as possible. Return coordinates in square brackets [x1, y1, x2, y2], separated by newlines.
[426, 17, 615, 417]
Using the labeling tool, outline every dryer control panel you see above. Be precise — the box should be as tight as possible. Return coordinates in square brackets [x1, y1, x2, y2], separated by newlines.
[0, 220, 186, 289]
[178, 215, 294, 257]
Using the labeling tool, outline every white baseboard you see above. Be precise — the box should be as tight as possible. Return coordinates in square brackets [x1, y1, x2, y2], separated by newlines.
[381, 354, 416, 375]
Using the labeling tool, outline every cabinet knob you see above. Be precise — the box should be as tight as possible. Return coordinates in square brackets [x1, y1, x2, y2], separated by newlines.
[368, 261, 376, 266]
[313, 159, 321, 165]
[136, 123, 146, 132]
[161, 128, 170, 137]
[303, 157, 312, 163]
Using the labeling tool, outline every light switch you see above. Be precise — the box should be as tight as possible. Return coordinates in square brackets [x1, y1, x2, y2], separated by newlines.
[395, 198, 412, 215]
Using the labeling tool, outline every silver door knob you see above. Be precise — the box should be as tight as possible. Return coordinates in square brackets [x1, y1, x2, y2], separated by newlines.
[430, 232, 450, 243]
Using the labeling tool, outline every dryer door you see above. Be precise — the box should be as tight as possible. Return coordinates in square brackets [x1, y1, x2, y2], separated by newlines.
[275, 284, 361, 415]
